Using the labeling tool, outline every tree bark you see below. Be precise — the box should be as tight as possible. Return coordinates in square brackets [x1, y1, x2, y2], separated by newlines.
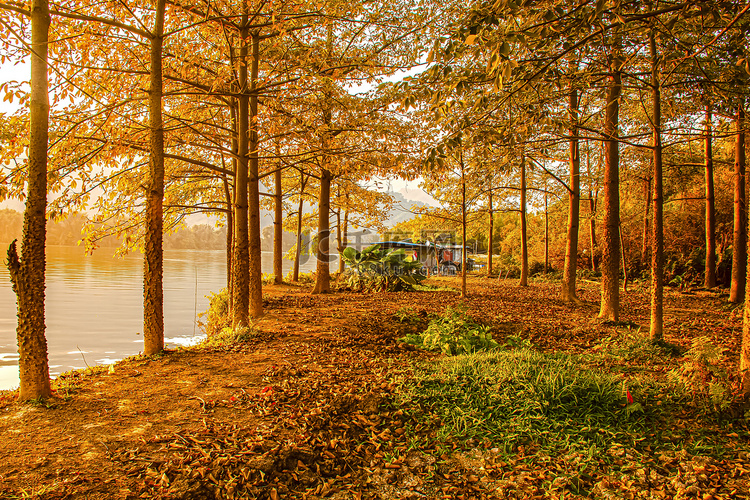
[312, 168, 333, 294]
[247, 32, 263, 318]
[460, 152, 467, 298]
[705, 106, 717, 289]
[598, 27, 622, 321]
[143, 0, 166, 356]
[223, 175, 233, 293]
[561, 85, 580, 302]
[6, 0, 52, 400]
[649, 30, 664, 341]
[589, 195, 597, 272]
[519, 157, 528, 287]
[642, 176, 651, 261]
[730, 104, 747, 303]
[487, 188, 493, 276]
[337, 195, 349, 275]
[273, 165, 283, 284]
[544, 191, 549, 275]
[293, 172, 307, 282]
[231, 15, 250, 328]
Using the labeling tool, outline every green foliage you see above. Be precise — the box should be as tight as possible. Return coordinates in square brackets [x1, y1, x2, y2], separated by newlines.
[401, 305, 497, 355]
[339, 244, 427, 292]
[396, 350, 648, 455]
[596, 327, 680, 366]
[201, 326, 257, 347]
[197, 288, 231, 336]
[669, 337, 735, 412]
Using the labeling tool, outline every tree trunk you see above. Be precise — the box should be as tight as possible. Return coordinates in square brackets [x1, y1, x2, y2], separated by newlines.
[519, 157, 528, 287]
[598, 28, 622, 321]
[561, 85, 580, 302]
[544, 191, 549, 275]
[741, 273, 750, 394]
[223, 176, 233, 293]
[312, 168, 333, 294]
[293, 172, 307, 282]
[312, 24, 334, 295]
[337, 197, 349, 275]
[487, 189, 493, 276]
[642, 176, 651, 262]
[589, 195, 597, 272]
[705, 106, 717, 289]
[460, 153, 467, 298]
[247, 32, 263, 318]
[5, 0, 52, 400]
[649, 31, 664, 341]
[231, 15, 250, 328]
[143, 0, 166, 356]
[273, 165, 283, 284]
[730, 104, 747, 304]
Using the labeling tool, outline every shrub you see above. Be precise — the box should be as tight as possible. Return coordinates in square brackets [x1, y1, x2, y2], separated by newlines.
[401, 305, 497, 355]
[669, 336, 736, 412]
[197, 288, 231, 335]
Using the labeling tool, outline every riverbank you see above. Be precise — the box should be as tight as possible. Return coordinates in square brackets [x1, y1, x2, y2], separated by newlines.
[1, 276, 748, 499]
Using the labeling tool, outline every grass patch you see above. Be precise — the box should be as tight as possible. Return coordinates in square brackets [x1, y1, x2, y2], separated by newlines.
[397, 349, 652, 456]
[200, 326, 259, 347]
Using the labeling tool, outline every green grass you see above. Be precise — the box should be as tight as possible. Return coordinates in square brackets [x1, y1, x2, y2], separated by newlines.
[397, 349, 652, 455]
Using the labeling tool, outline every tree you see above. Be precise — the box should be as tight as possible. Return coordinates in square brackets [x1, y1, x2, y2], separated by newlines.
[729, 104, 746, 303]
[648, 23, 664, 341]
[598, 21, 623, 322]
[4, 0, 52, 400]
[143, 0, 166, 355]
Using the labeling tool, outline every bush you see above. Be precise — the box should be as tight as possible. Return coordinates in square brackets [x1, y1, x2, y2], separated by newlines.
[669, 336, 737, 413]
[197, 288, 231, 335]
[201, 326, 257, 347]
[401, 305, 497, 355]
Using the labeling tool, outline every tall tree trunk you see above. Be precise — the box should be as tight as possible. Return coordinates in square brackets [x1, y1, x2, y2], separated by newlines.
[598, 27, 623, 321]
[223, 176, 233, 293]
[247, 32, 263, 318]
[312, 169, 333, 294]
[312, 24, 334, 295]
[460, 152, 467, 298]
[293, 172, 307, 282]
[561, 85, 580, 301]
[649, 30, 664, 341]
[519, 157, 528, 287]
[642, 176, 651, 261]
[730, 104, 747, 303]
[5, 0, 52, 400]
[705, 105, 717, 289]
[273, 165, 283, 284]
[143, 0, 166, 356]
[487, 189, 494, 276]
[337, 197, 349, 275]
[231, 15, 250, 328]
[589, 195, 597, 272]
[544, 191, 549, 275]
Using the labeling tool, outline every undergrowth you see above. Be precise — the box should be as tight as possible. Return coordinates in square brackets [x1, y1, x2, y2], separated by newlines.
[396, 349, 654, 457]
[401, 305, 498, 355]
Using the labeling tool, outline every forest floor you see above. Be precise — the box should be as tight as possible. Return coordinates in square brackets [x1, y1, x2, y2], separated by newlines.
[0, 275, 749, 499]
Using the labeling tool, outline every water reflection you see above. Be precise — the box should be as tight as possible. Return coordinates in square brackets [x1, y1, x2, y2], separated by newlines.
[0, 245, 315, 391]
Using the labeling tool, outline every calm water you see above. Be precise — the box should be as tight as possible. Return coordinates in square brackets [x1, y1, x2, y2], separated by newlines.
[0, 246, 318, 391]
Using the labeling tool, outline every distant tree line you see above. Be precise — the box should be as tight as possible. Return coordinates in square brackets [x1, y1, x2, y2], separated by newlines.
[0, 209, 232, 251]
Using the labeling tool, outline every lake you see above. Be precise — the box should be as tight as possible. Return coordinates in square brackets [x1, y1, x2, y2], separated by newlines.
[0, 245, 319, 391]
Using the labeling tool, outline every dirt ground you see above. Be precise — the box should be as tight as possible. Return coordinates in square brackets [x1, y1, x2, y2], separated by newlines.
[0, 276, 748, 499]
